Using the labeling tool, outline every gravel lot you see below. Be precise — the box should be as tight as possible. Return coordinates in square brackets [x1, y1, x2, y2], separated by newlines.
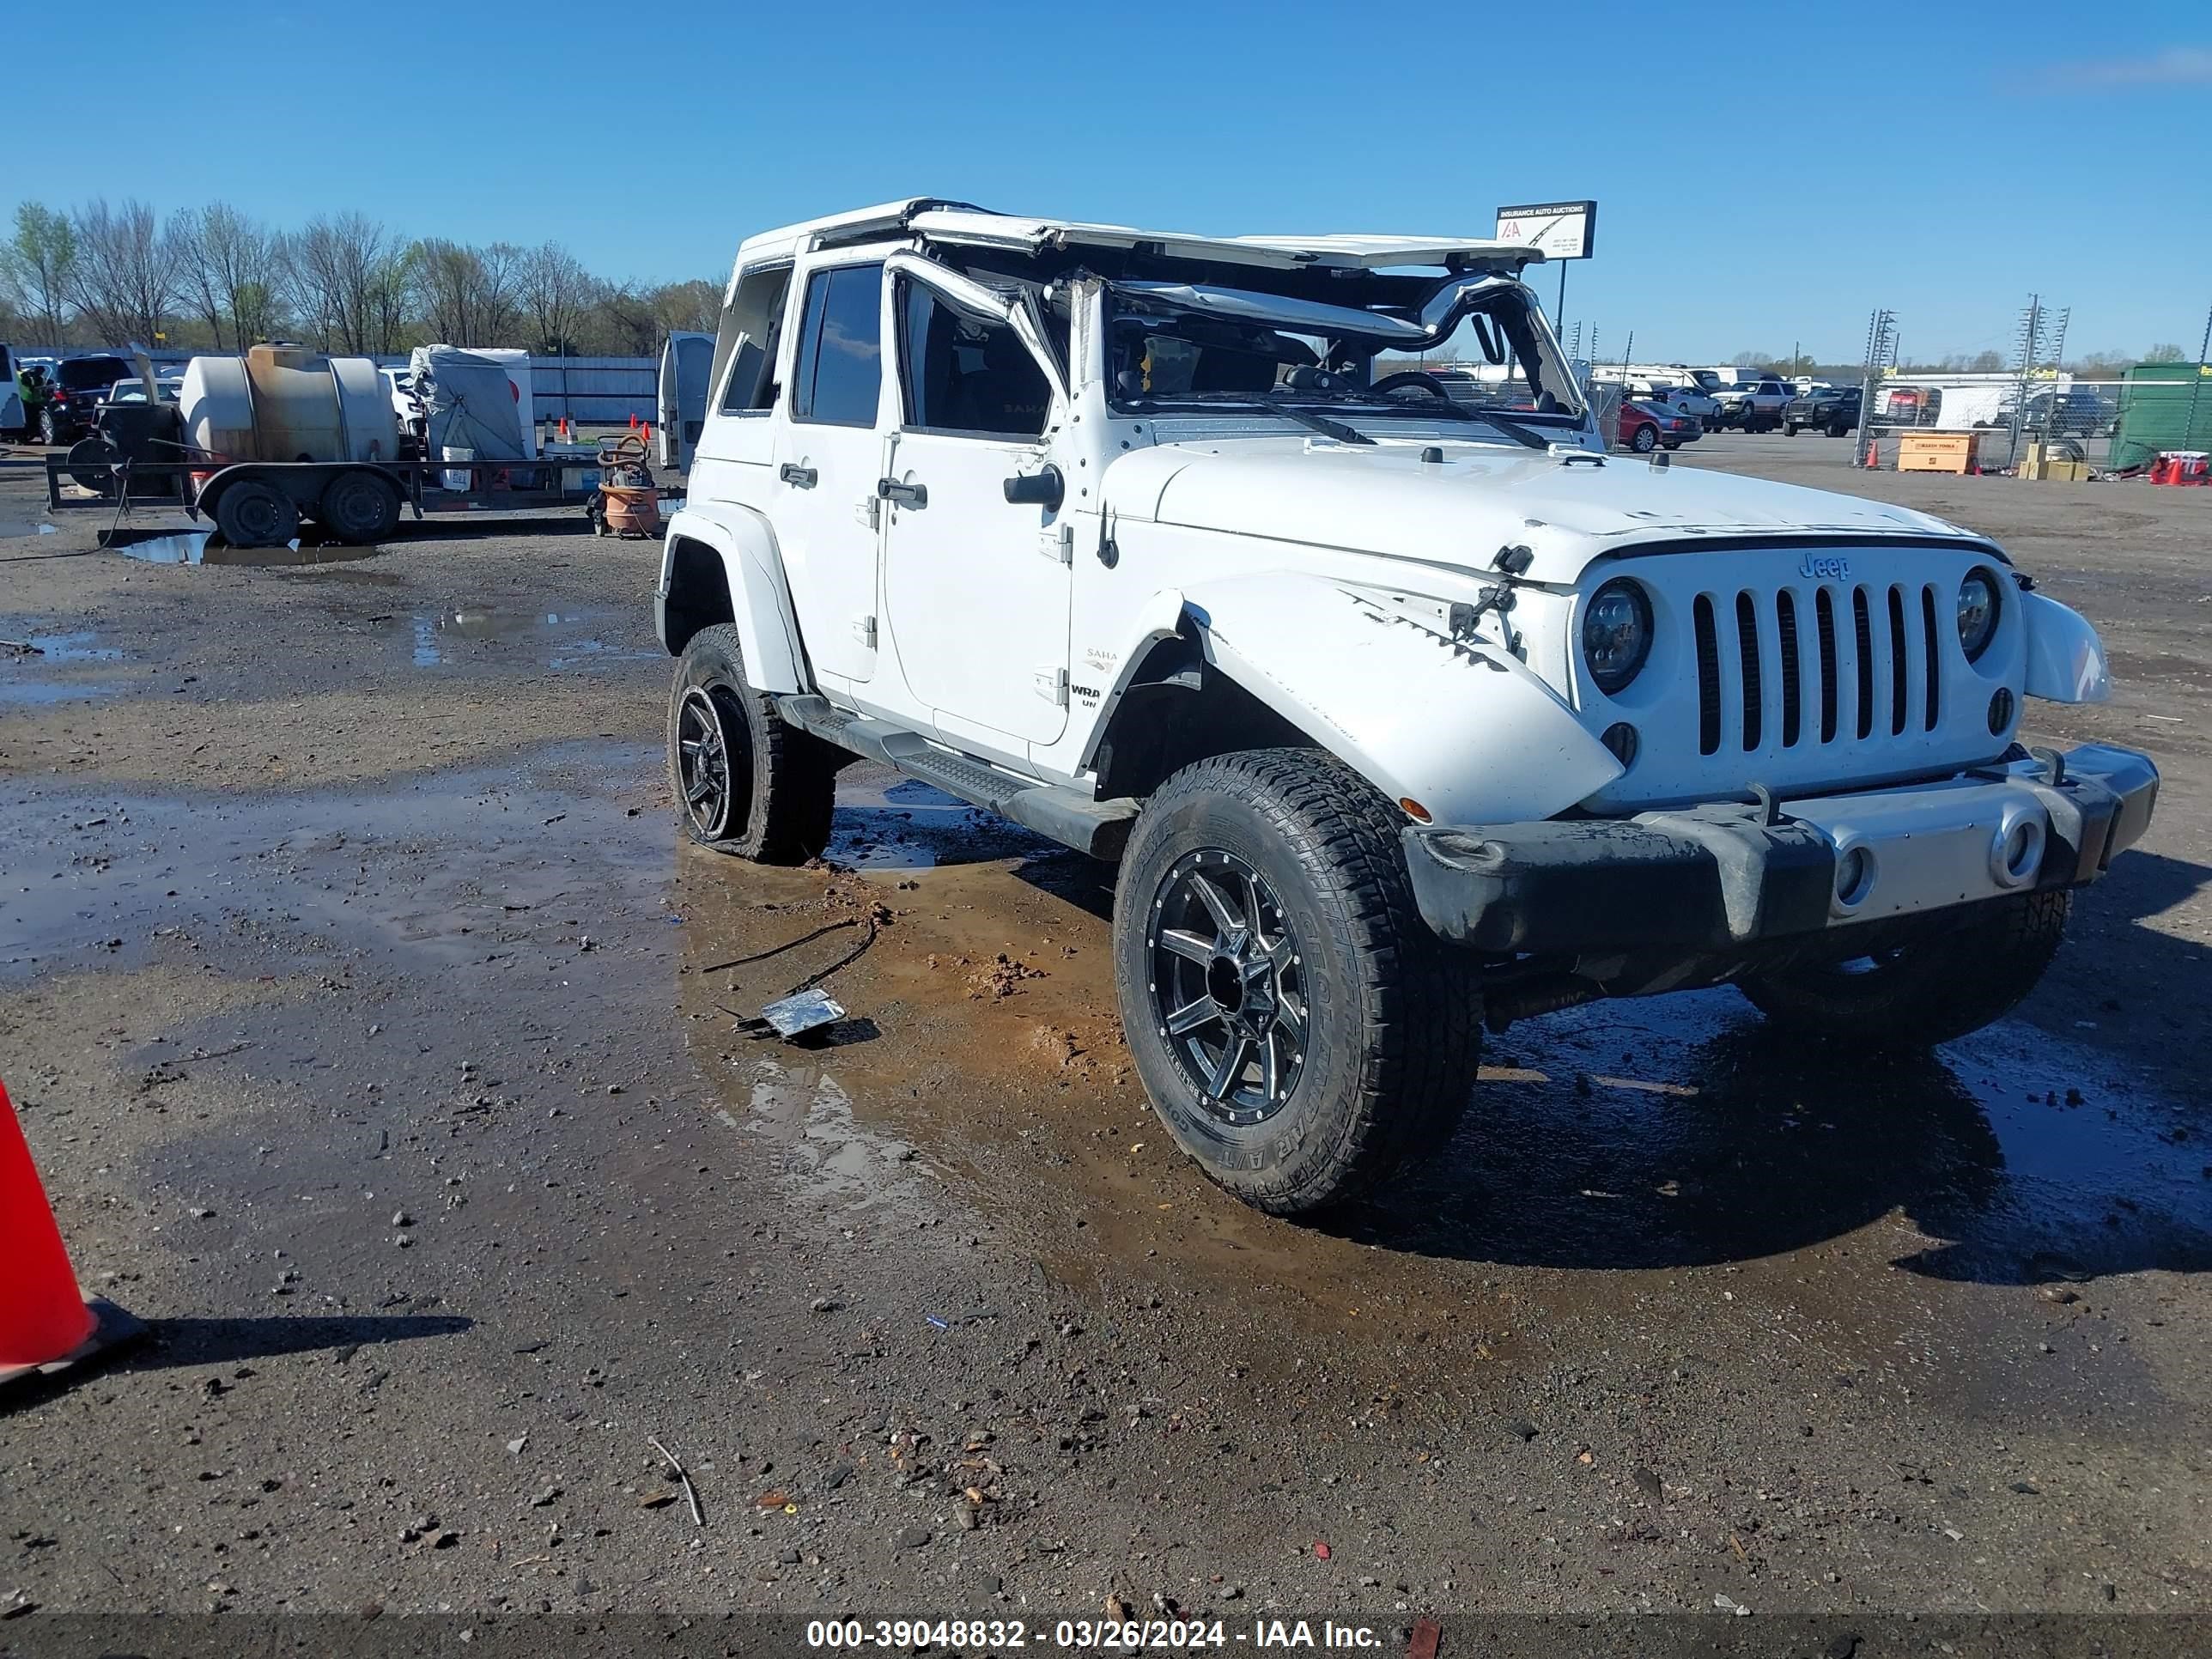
[0, 441, 2206, 1650]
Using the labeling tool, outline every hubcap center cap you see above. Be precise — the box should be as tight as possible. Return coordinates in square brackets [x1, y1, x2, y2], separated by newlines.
[1206, 955, 1244, 1012]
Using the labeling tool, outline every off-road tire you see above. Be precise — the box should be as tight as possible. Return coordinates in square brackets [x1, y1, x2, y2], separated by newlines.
[665, 623, 836, 864]
[1113, 749, 1483, 1216]
[1738, 890, 2070, 1048]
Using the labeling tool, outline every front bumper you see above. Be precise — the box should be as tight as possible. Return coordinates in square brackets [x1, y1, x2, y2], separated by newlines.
[1404, 742, 2159, 956]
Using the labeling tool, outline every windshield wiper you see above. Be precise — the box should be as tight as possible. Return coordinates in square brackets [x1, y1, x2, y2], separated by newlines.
[1349, 387, 1552, 451]
[1129, 393, 1375, 447]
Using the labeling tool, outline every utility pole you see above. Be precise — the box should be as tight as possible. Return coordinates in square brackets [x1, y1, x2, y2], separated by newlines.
[1858, 307, 1898, 464]
[2186, 301, 2212, 452]
[2009, 295, 2045, 469]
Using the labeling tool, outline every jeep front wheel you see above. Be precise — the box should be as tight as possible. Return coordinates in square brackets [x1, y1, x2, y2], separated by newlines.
[1113, 750, 1483, 1216]
[1737, 890, 2070, 1048]
[666, 624, 836, 863]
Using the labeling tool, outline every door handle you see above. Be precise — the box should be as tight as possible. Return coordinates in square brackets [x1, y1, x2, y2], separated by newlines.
[1001, 464, 1064, 509]
[778, 463, 817, 488]
[876, 478, 927, 509]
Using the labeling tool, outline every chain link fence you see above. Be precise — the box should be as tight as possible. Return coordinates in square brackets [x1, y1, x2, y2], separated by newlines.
[1847, 301, 2212, 477]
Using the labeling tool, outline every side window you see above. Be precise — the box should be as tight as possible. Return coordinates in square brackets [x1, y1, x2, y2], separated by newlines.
[897, 280, 1051, 440]
[714, 264, 793, 416]
[790, 264, 884, 428]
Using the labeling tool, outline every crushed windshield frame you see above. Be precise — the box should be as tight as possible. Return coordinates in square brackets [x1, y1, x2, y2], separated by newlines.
[1102, 279, 1584, 434]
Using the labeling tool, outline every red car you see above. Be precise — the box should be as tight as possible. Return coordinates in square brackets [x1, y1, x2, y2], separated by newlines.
[1617, 398, 1699, 453]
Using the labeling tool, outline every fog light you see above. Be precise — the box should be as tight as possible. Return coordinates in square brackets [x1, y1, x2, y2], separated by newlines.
[1600, 721, 1639, 768]
[1833, 843, 1877, 911]
[1991, 811, 2045, 888]
[1988, 687, 2015, 735]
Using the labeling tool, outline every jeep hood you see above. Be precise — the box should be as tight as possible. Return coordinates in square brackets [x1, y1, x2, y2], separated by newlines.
[1103, 437, 1984, 584]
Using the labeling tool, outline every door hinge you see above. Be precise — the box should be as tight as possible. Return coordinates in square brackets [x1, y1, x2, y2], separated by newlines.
[853, 615, 877, 649]
[1032, 666, 1068, 706]
[1038, 522, 1073, 564]
[854, 496, 880, 530]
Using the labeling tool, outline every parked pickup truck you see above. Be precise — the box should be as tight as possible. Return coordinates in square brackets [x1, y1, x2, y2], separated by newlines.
[1784, 386, 1862, 436]
[656, 198, 2156, 1217]
[1712, 376, 1793, 431]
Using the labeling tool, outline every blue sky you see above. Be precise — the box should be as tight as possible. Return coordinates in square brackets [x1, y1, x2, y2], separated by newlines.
[8, 2, 2206, 363]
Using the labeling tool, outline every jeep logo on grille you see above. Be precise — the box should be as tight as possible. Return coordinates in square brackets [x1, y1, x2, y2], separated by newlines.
[1797, 553, 1850, 581]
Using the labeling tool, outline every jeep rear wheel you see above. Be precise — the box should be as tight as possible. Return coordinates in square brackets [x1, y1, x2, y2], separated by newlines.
[1737, 890, 2069, 1048]
[1113, 750, 1483, 1216]
[666, 624, 836, 863]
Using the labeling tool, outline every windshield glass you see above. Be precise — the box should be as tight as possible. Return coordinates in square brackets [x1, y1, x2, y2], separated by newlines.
[1105, 282, 1583, 434]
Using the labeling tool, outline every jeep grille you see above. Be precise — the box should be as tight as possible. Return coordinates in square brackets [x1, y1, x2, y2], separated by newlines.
[1692, 580, 1947, 757]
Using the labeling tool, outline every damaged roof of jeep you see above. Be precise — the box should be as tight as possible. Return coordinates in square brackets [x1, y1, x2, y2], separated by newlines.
[730, 198, 1545, 276]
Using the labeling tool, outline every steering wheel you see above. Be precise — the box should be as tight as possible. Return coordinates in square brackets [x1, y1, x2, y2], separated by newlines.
[1370, 370, 1455, 401]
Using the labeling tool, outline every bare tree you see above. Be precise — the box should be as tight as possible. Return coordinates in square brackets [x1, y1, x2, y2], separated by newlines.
[361, 242, 416, 356]
[519, 241, 594, 354]
[583, 280, 659, 356]
[70, 198, 176, 345]
[284, 213, 403, 354]
[171, 203, 283, 350]
[650, 278, 721, 338]
[412, 239, 527, 347]
[4, 202, 79, 343]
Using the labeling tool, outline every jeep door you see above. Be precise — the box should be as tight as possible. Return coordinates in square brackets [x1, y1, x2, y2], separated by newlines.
[771, 259, 890, 685]
[880, 269, 1071, 747]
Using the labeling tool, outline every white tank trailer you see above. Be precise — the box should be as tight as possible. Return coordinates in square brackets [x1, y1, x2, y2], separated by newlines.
[169, 345, 407, 546]
[179, 345, 399, 465]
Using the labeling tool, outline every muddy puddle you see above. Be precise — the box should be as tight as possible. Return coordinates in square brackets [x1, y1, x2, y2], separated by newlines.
[103, 528, 379, 566]
[0, 740, 667, 984]
[674, 772, 2212, 1350]
[408, 607, 659, 670]
[1, 628, 125, 705]
[828, 772, 1053, 869]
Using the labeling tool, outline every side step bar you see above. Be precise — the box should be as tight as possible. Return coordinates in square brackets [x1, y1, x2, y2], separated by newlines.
[775, 694, 1138, 860]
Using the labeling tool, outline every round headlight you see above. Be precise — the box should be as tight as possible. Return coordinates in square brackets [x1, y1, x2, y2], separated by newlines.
[1957, 568, 2002, 661]
[1583, 578, 1653, 694]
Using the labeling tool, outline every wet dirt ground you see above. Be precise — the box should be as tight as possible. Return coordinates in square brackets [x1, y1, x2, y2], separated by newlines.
[0, 458, 2208, 1644]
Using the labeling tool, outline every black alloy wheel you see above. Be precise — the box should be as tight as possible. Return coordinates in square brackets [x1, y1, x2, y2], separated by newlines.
[1145, 848, 1310, 1125]
[673, 683, 750, 842]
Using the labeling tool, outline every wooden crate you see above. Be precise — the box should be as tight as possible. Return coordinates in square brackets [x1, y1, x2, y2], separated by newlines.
[1898, 431, 1980, 475]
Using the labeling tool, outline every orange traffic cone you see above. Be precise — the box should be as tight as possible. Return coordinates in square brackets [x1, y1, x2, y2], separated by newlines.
[628, 412, 638, 430]
[643, 421, 653, 450]
[1, 1080, 143, 1387]
[1863, 439, 1880, 470]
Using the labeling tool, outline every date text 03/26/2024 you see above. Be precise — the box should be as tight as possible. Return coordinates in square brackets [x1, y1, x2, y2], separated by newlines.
[805, 1619, 1385, 1649]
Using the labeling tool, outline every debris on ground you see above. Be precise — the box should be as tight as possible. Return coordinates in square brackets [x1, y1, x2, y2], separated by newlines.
[647, 1435, 703, 1527]
[968, 953, 1046, 1000]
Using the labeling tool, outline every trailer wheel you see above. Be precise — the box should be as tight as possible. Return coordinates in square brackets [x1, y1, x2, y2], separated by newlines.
[213, 481, 300, 549]
[319, 472, 402, 544]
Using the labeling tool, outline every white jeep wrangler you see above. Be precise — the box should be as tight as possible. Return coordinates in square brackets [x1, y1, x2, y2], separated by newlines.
[656, 200, 2158, 1216]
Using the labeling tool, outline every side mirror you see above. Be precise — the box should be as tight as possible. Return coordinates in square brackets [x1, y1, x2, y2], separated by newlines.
[1002, 464, 1064, 510]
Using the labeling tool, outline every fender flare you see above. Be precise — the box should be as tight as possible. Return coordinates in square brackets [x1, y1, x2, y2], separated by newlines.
[2020, 589, 2111, 704]
[1153, 572, 1624, 825]
[657, 503, 807, 693]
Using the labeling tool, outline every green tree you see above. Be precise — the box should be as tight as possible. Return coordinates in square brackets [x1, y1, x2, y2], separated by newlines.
[5, 202, 78, 342]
